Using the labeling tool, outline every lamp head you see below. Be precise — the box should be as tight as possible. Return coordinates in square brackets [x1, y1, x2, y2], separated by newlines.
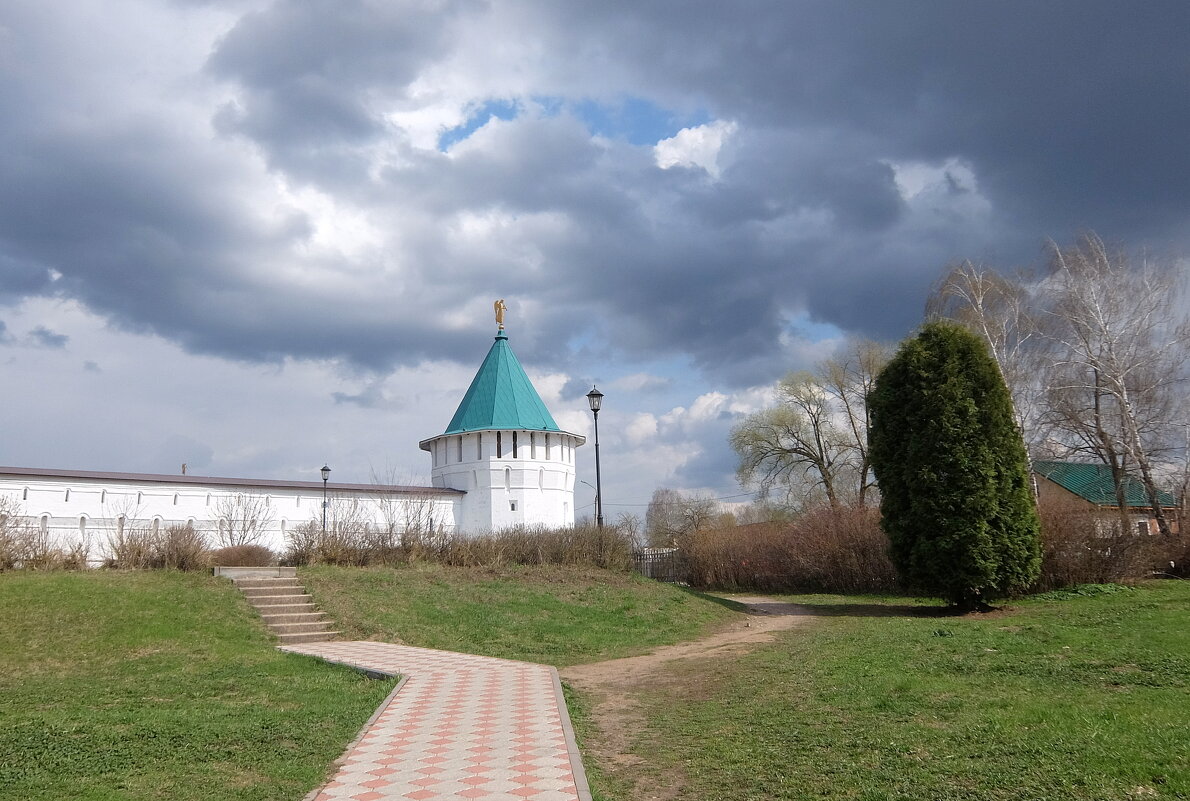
[586, 386, 604, 412]
[320, 465, 331, 482]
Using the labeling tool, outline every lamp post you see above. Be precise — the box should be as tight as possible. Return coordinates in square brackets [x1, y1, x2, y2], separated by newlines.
[580, 479, 599, 521]
[586, 386, 604, 529]
[320, 464, 331, 534]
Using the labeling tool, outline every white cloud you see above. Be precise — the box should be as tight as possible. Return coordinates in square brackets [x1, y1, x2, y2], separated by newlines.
[654, 119, 738, 178]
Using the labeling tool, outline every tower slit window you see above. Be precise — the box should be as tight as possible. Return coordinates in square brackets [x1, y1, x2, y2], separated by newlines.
[497, 432, 503, 459]
[512, 431, 518, 458]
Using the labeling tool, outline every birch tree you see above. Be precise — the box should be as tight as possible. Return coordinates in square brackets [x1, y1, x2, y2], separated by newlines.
[1040, 233, 1189, 536]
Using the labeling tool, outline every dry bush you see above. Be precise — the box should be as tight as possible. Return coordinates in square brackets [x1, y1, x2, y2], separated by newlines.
[442, 524, 635, 570]
[1035, 496, 1184, 590]
[283, 519, 375, 566]
[104, 523, 157, 569]
[282, 518, 635, 570]
[684, 505, 897, 593]
[151, 525, 210, 571]
[211, 544, 276, 567]
[0, 497, 31, 570]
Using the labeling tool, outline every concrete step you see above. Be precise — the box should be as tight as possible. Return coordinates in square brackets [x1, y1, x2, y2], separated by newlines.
[277, 631, 341, 645]
[239, 584, 303, 597]
[261, 611, 329, 625]
[234, 578, 304, 591]
[271, 621, 337, 634]
[248, 593, 313, 606]
[215, 566, 296, 579]
[252, 602, 316, 615]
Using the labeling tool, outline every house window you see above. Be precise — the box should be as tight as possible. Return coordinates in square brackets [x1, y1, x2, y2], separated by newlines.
[1137, 521, 1150, 536]
[512, 431, 519, 458]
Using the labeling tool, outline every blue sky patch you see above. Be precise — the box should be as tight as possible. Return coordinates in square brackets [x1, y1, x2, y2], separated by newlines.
[438, 98, 520, 150]
[538, 94, 711, 146]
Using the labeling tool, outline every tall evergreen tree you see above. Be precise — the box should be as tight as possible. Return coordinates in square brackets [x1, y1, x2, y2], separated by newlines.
[869, 322, 1040, 608]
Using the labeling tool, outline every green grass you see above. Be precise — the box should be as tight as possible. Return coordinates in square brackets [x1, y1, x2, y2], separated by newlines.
[0, 571, 395, 801]
[300, 563, 740, 666]
[613, 581, 1190, 801]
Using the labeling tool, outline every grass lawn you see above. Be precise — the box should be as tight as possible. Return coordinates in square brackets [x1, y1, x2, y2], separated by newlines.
[600, 581, 1189, 801]
[300, 563, 740, 666]
[0, 571, 395, 801]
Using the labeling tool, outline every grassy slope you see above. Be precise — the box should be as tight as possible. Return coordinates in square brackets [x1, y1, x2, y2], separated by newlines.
[619, 582, 1189, 801]
[300, 563, 740, 666]
[0, 571, 394, 801]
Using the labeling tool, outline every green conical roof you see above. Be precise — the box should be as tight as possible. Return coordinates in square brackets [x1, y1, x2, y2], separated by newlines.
[443, 330, 561, 434]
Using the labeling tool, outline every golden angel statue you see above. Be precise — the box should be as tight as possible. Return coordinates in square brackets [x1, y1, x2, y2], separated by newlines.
[494, 298, 507, 329]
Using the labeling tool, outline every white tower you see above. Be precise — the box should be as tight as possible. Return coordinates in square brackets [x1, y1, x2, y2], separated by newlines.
[419, 327, 585, 532]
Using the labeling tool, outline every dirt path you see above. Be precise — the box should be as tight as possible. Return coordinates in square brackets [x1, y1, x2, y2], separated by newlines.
[559, 596, 814, 801]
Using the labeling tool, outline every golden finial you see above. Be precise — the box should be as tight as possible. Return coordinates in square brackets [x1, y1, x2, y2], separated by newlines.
[494, 298, 507, 330]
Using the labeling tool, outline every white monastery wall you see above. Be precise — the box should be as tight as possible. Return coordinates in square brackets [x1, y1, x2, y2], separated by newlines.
[0, 470, 461, 558]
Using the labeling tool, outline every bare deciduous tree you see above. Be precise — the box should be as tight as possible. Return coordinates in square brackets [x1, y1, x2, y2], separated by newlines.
[644, 488, 717, 546]
[926, 261, 1042, 444]
[731, 340, 889, 510]
[1039, 233, 1189, 536]
[211, 492, 273, 548]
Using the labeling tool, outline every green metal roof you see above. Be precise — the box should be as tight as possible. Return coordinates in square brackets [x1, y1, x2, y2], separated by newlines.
[442, 331, 561, 435]
[1033, 460, 1176, 508]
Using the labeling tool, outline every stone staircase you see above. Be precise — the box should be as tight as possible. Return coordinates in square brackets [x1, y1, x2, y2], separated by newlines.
[218, 567, 340, 645]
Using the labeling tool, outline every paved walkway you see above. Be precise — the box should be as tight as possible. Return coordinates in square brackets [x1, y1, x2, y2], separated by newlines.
[281, 641, 592, 801]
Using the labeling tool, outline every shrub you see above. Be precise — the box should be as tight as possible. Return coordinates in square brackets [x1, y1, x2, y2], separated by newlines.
[282, 519, 636, 570]
[104, 524, 157, 569]
[1035, 495, 1188, 590]
[151, 525, 210, 571]
[869, 322, 1040, 607]
[211, 544, 276, 567]
[683, 505, 897, 593]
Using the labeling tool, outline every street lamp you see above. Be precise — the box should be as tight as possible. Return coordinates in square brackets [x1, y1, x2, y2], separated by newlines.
[320, 464, 331, 533]
[586, 386, 604, 529]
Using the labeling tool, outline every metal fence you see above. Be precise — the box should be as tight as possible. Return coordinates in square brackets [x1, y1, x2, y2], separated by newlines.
[632, 547, 689, 584]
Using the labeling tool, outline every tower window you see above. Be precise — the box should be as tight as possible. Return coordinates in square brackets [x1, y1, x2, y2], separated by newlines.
[505, 467, 511, 492]
[477, 433, 483, 460]
[545, 434, 551, 460]
[509, 500, 517, 512]
[64, 489, 71, 502]
[531, 433, 537, 459]
[40, 515, 49, 533]
[457, 436, 463, 462]
[173, 493, 179, 505]
[497, 432, 503, 458]
[512, 431, 518, 458]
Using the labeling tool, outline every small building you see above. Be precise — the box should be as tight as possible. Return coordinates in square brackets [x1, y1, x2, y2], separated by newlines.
[1033, 460, 1180, 535]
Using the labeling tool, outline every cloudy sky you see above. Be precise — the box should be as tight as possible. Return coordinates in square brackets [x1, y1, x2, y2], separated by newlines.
[2, 0, 1188, 519]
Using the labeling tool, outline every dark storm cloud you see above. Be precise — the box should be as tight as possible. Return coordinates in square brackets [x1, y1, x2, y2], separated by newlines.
[1, 0, 1187, 392]
[27, 326, 69, 348]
